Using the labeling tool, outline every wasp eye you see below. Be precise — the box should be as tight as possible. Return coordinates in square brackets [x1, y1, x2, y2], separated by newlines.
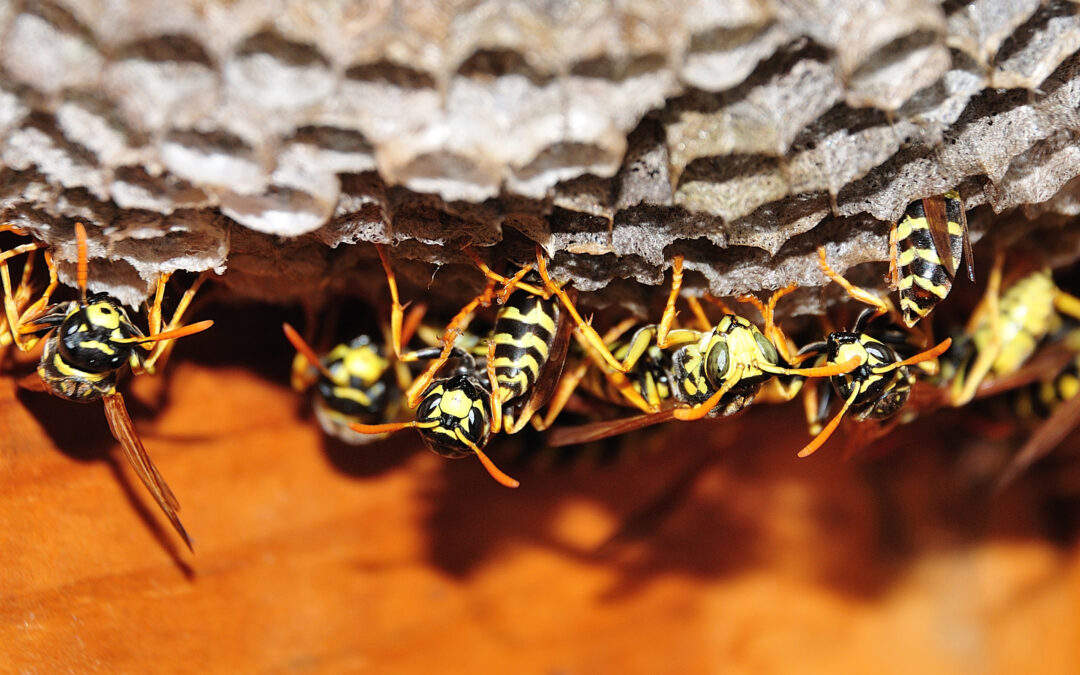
[705, 340, 730, 387]
[754, 332, 778, 364]
[864, 342, 892, 364]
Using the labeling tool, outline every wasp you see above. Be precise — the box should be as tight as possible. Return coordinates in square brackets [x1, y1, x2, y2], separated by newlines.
[949, 250, 1080, 407]
[547, 255, 863, 447]
[795, 247, 953, 458]
[890, 190, 975, 327]
[0, 222, 213, 551]
[952, 323, 1080, 490]
[282, 326, 411, 445]
[997, 330, 1080, 489]
[346, 245, 543, 488]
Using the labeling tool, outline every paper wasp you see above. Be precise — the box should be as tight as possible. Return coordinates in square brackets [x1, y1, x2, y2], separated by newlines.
[347, 245, 575, 488]
[282, 325, 412, 445]
[547, 255, 864, 447]
[948, 250, 1080, 407]
[890, 190, 975, 327]
[0, 222, 213, 551]
[795, 247, 952, 458]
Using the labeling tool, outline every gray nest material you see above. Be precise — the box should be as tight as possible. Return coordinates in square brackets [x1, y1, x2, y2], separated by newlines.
[2, 0, 1080, 315]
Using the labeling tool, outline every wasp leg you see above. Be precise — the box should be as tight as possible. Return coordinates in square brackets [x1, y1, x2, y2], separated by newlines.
[671, 365, 746, 421]
[138, 271, 212, 375]
[535, 247, 632, 374]
[529, 358, 592, 432]
[739, 283, 798, 362]
[486, 339, 505, 434]
[541, 316, 657, 427]
[16, 250, 60, 336]
[953, 250, 1005, 406]
[817, 246, 890, 318]
[685, 296, 713, 333]
[463, 246, 546, 299]
[702, 294, 736, 315]
[887, 221, 901, 289]
[655, 255, 686, 349]
[403, 280, 496, 407]
[1054, 288, 1080, 321]
[0, 241, 49, 351]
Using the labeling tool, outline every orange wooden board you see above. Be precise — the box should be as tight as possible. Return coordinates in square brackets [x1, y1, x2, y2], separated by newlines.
[3, 307, 1080, 673]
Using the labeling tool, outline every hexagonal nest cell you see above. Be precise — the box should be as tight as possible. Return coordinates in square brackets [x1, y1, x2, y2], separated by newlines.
[1, 0, 1079, 313]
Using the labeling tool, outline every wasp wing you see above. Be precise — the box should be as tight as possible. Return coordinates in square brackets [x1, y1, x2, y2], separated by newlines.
[103, 392, 193, 552]
[996, 390, 1080, 492]
[974, 341, 1076, 400]
[548, 408, 679, 447]
[921, 195, 957, 279]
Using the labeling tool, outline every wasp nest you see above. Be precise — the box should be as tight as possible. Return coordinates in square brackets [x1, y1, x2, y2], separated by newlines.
[2, 0, 1080, 313]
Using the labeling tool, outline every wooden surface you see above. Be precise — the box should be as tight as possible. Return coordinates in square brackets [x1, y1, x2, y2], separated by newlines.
[3, 306, 1080, 674]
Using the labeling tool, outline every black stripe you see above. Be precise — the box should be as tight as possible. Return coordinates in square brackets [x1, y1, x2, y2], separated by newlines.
[495, 317, 555, 344]
[910, 258, 951, 286]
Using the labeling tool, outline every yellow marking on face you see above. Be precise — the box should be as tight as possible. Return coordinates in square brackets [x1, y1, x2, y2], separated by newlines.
[836, 342, 869, 368]
[439, 387, 474, 418]
[86, 302, 122, 329]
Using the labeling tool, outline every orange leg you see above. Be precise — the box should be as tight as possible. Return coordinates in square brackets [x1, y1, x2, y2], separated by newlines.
[403, 279, 496, 407]
[685, 296, 713, 332]
[463, 246, 546, 298]
[535, 248, 630, 374]
[817, 246, 889, 317]
[655, 256, 685, 348]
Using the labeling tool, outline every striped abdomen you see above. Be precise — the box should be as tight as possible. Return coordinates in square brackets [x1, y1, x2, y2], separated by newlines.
[895, 191, 965, 326]
[1012, 354, 1080, 422]
[490, 290, 559, 402]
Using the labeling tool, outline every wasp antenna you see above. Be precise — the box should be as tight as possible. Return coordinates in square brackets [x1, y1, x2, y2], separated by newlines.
[879, 337, 951, 372]
[123, 320, 215, 347]
[779, 354, 862, 378]
[282, 323, 336, 381]
[798, 388, 859, 458]
[74, 222, 89, 305]
[350, 420, 437, 435]
[464, 435, 520, 488]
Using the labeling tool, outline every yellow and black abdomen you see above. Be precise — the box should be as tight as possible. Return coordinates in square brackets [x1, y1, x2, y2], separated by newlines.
[490, 289, 559, 403]
[895, 191, 965, 326]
